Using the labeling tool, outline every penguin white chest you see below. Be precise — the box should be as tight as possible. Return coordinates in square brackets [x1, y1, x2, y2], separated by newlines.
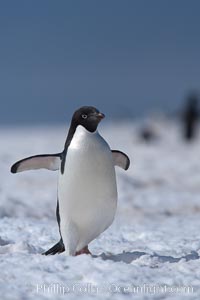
[58, 126, 117, 252]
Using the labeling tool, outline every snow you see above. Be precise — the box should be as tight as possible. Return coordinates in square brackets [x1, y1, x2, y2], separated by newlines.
[0, 119, 200, 299]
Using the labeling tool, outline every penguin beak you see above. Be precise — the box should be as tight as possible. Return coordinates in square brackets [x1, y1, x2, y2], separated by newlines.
[96, 112, 105, 120]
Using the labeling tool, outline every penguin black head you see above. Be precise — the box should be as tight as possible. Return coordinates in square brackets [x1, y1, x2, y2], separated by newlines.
[72, 106, 105, 132]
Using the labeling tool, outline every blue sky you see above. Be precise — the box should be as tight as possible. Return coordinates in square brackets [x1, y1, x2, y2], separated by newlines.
[0, 0, 200, 123]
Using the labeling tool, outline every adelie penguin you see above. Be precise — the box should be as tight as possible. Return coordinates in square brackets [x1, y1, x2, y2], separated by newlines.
[11, 106, 130, 256]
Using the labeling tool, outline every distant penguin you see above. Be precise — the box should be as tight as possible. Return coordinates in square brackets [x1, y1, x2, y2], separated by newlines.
[139, 127, 158, 143]
[182, 94, 199, 141]
[11, 106, 130, 256]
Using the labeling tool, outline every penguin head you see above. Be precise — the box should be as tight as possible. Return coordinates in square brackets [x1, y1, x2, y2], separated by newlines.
[72, 106, 105, 132]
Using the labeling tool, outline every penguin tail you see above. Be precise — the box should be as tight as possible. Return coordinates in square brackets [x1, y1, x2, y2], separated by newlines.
[42, 239, 65, 255]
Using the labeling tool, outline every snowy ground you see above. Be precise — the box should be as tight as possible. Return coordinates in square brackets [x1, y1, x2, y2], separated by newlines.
[0, 119, 200, 300]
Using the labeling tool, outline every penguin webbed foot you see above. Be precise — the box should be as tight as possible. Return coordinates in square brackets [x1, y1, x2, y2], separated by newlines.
[42, 243, 65, 256]
[75, 246, 91, 256]
[42, 242, 91, 256]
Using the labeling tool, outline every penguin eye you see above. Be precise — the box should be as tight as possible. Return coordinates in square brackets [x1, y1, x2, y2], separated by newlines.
[82, 114, 87, 119]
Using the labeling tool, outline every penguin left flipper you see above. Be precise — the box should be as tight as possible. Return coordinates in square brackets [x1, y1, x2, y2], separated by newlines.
[112, 150, 130, 170]
[11, 153, 62, 173]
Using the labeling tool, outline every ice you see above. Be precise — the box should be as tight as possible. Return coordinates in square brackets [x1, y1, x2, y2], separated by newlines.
[0, 120, 200, 299]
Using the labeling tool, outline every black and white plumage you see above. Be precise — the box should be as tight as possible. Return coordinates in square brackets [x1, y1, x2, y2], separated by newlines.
[11, 106, 130, 256]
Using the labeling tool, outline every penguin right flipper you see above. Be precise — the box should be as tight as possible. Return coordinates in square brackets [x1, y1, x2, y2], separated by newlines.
[11, 153, 62, 173]
[112, 150, 130, 170]
[42, 239, 65, 255]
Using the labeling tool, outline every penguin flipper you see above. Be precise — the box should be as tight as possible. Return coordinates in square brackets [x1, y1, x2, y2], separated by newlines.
[112, 150, 130, 170]
[42, 239, 65, 255]
[11, 153, 62, 173]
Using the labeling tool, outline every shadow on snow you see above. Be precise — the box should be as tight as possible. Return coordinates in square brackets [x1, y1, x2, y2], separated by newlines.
[95, 250, 199, 264]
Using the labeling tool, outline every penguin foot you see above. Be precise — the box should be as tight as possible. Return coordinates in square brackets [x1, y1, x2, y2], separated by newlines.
[75, 246, 91, 256]
[42, 241, 91, 256]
